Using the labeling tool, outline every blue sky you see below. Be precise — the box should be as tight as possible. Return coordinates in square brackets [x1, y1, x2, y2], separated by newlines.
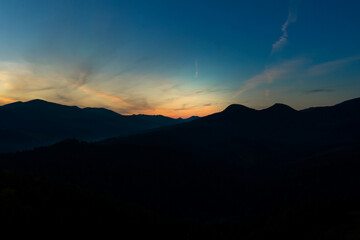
[0, 0, 359, 117]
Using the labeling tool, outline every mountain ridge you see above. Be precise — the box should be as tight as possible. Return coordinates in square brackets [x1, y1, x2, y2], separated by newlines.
[1, 97, 360, 153]
[0, 99, 198, 153]
[1, 97, 360, 229]
[102, 96, 360, 160]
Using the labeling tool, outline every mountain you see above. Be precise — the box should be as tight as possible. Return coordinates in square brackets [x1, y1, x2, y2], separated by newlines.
[106, 97, 360, 160]
[1, 97, 360, 238]
[0, 99, 196, 153]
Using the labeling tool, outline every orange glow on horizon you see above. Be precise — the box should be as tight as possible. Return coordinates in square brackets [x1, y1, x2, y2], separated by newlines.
[77, 86, 219, 118]
[136, 105, 217, 118]
[0, 96, 17, 105]
[0, 62, 223, 118]
[0, 95, 218, 118]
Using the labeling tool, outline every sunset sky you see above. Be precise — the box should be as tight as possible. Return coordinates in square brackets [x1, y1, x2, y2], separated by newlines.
[0, 0, 359, 118]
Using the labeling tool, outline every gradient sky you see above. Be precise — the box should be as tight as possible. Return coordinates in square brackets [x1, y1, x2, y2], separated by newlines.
[0, 0, 359, 117]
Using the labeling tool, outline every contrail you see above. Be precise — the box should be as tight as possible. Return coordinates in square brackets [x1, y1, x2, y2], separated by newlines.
[195, 59, 199, 79]
[271, 1, 298, 54]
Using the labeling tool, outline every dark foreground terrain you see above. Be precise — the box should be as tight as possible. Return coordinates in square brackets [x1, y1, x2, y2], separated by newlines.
[1, 97, 360, 239]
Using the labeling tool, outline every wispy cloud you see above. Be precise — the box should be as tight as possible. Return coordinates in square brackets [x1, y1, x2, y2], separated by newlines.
[303, 88, 334, 94]
[307, 55, 360, 76]
[234, 54, 360, 98]
[233, 58, 306, 97]
[271, 1, 298, 54]
[174, 104, 197, 111]
[78, 86, 136, 108]
[0, 61, 225, 118]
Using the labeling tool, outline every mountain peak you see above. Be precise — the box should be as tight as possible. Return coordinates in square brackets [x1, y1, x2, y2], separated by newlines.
[28, 99, 48, 103]
[223, 104, 255, 113]
[263, 103, 296, 113]
[25, 99, 71, 107]
[2, 99, 50, 108]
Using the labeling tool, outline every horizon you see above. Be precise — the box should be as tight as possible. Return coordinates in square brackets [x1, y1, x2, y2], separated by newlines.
[1, 96, 358, 119]
[1, 0, 360, 118]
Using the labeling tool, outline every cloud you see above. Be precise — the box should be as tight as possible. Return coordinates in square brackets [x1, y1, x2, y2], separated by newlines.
[307, 55, 360, 76]
[271, 1, 298, 54]
[174, 104, 194, 111]
[233, 54, 360, 99]
[0, 60, 224, 118]
[0, 61, 146, 111]
[0, 62, 61, 93]
[78, 86, 136, 108]
[233, 58, 306, 97]
[303, 89, 334, 94]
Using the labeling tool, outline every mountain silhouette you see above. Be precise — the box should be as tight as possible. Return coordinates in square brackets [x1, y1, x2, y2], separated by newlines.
[91, 94, 358, 162]
[165, 97, 356, 150]
[1, 97, 360, 238]
[0, 99, 196, 153]
[262, 103, 297, 115]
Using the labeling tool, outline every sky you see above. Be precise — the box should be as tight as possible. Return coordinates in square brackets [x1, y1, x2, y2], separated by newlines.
[0, 0, 359, 118]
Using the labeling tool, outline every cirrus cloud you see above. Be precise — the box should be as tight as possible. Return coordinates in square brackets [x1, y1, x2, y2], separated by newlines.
[233, 58, 306, 97]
